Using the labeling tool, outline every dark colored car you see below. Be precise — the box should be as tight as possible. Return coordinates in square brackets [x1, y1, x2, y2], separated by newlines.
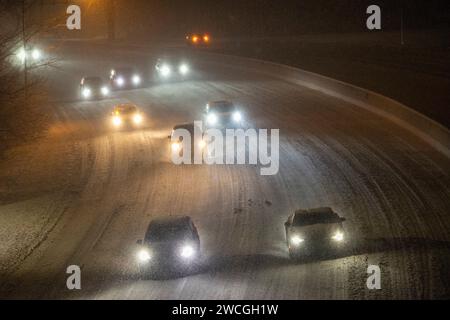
[155, 58, 190, 80]
[204, 100, 243, 128]
[80, 76, 110, 99]
[109, 67, 142, 90]
[169, 123, 207, 162]
[285, 207, 346, 259]
[136, 216, 200, 273]
[186, 33, 211, 47]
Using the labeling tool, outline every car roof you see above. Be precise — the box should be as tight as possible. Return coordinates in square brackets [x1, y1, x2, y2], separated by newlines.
[147, 216, 191, 231]
[83, 76, 102, 81]
[114, 67, 133, 73]
[173, 123, 195, 131]
[292, 207, 343, 227]
[207, 100, 235, 111]
[113, 104, 138, 112]
[172, 122, 203, 133]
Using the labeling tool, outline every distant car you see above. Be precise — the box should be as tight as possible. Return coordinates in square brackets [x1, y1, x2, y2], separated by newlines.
[284, 207, 346, 259]
[110, 104, 144, 128]
[109, 67, 142, 89]
[136, 216, 201, 273]
[169, 123, 207, 161]
[204, 100, 243, 128]
[186, 33, 210, 47]
[155, 58, 190, 80]
[80, 76, 110, 99]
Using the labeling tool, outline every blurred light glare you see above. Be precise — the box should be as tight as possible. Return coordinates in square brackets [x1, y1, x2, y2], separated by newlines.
[207, 113, 217, 125]
[112, 116, 122, 127]
[133, 113, 143, 124]
[233, 111, 242, 122]
[116, 77, 124, 86]
[31, 49, 41, 60]
[132, 75, 141, 85]
[137, 249, 151, 262]
[161, 65, 171, 77]
[290, 235, 304, 246]
[179, 64, 189, 75]
[82, 88, 91, 98]
[101, 86, 109, 96]
[180, 245, 195, 259]
[17, 48, 27, 62]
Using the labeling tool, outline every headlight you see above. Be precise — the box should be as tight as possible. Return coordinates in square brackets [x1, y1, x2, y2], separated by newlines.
[116, 77, 125, 86]
[290, 235, 304, 246]
[232, 111, 242, 122]
[31, 49, 41, 61]
[179, 64, 189, 75]
[160, 65, 171, 77]
[171, 142, 181, 152]
[207, 113, 217, 125]
[101, 86, 109, 96]
[180, 244, 195, 259]
[17, 48, 27, 63]
[133, 113, 143, 125]
[137, 249, 151, 263]
[112, 116, 122, 127]
[132, 75, 141, 85]
[82, 88, 91, 98]
[332, 231, 344, 242]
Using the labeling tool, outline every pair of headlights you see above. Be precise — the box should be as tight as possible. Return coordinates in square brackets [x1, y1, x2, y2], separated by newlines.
[206, 111, 242, 125]
[115, 75, 141, 87]
[159, 64, 189, 77]
[82, 86, 110, 98]
[112, 114, 143, 127]
[290, 231, 345, 247]
[137, 244, 196, 263]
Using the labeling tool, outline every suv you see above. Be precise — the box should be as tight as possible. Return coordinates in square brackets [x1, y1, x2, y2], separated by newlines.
[285, 207, 346, 259]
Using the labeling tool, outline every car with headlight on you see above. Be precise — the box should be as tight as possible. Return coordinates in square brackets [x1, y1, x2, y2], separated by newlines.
[109, 67, 142, 90]
[155, 58, 190, 80]
[111, 104, 144, 129]
[169, 123, 207, 161]
[186, 33, 211, 47]
[205, 100, 243, 129]
[136, 216, 201, 275]
[285, 207, 346, 259]
[80, 76, 110, 99]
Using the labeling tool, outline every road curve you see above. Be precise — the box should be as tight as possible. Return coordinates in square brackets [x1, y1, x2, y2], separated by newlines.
[0, 44, 449, 299]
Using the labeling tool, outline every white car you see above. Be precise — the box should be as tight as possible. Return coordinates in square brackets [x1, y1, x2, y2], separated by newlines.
[285, 207, 347, 259]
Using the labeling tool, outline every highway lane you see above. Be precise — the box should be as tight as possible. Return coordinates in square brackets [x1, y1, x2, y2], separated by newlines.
[0, 45, 449, 299]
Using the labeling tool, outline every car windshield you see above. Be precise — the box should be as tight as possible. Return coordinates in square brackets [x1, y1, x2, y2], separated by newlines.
[116, 68, 133, 76]
[209, 101, 234, 113]
[292, 211, 341, 227]
[115, 105, 138, 114]
[145, 223, 190, 242]
[84, 78, 102, 86]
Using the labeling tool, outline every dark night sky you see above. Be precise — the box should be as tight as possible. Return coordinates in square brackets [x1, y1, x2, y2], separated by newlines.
[113, 0, 450, 38]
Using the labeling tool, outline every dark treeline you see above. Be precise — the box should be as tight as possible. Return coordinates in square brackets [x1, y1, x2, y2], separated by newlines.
[114, 0, 450, 38]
